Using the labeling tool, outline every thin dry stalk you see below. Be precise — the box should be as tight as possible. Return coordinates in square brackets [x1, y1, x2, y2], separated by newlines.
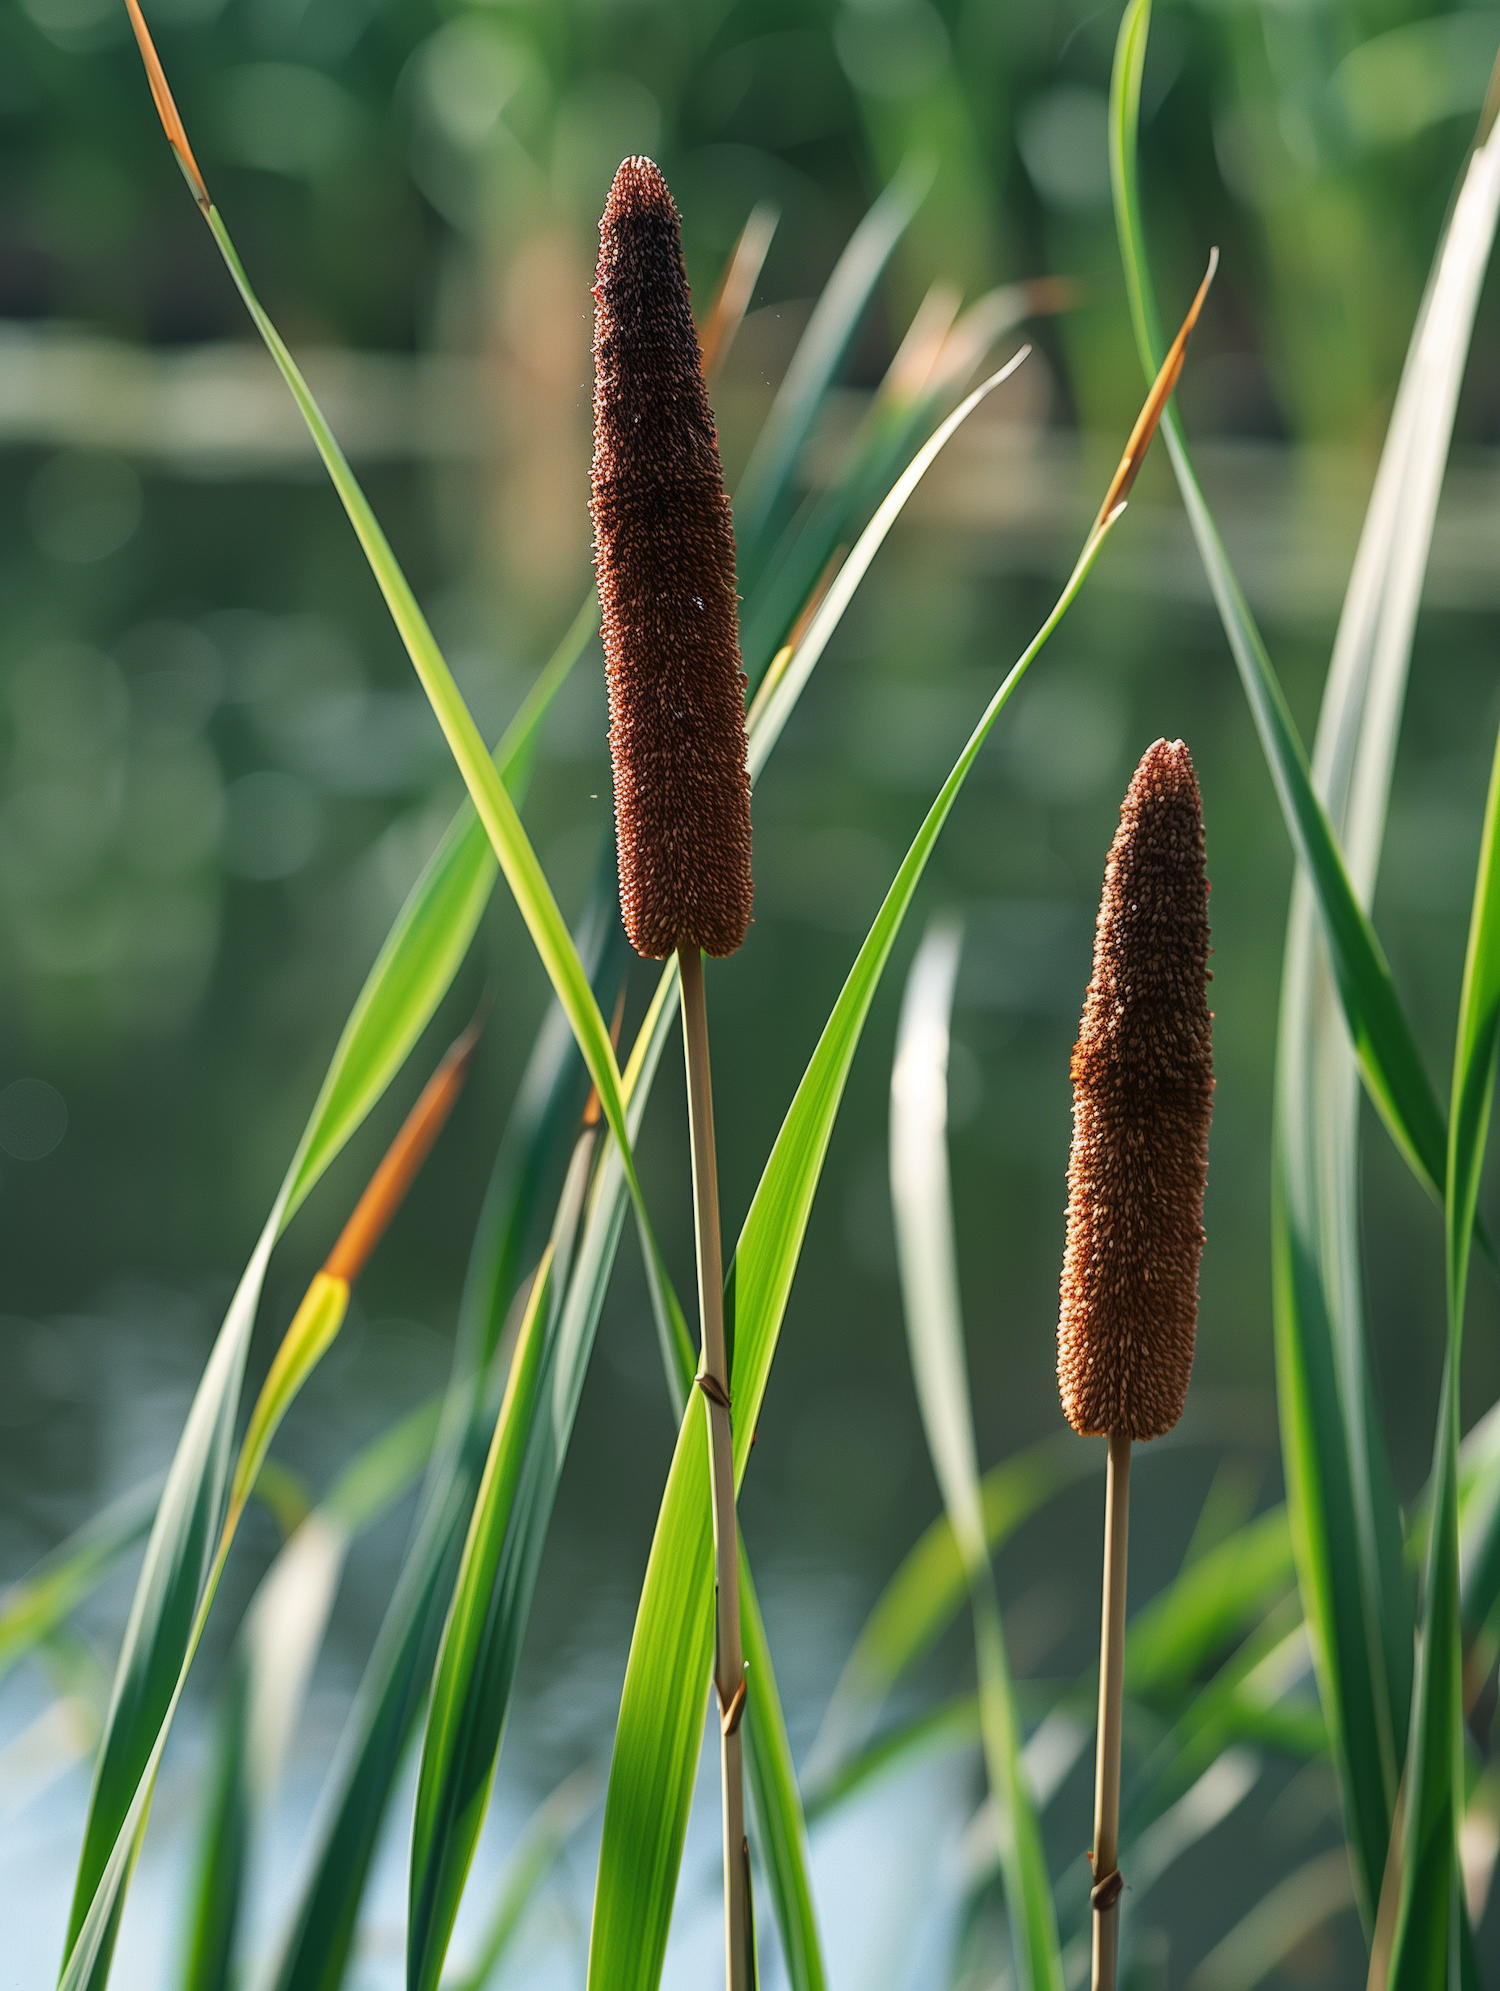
[1092, 1430, 1132, 1991]
[1089, 249, 1218, 538]
[698, 201, 778, 385]
[678, 942, 750, 1991]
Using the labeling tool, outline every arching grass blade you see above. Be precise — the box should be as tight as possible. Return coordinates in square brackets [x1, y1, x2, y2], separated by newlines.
[182, 1403, 438, 1991]
[1388, 718, 1500, 1987]
[732, 154, 933, 574]
[889, 917, 1061, 1991]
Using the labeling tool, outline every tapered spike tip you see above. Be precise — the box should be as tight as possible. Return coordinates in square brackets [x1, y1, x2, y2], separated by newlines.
[591, 156, 754, 960]
[1058, 739, 1214, 1441]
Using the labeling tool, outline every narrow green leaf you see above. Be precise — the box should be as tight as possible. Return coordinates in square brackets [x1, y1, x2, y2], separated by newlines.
[738, 282, 1037, 687]
[739, 1556, 826, 1991]
[804, 1697, 984, 1825]
[443, 1765, 601, 1991]
[586, 515, 1120, 1991]
[0, 1480, 159, 1687]
[1125, 1508, 1296, 1702]
[266, 917, 629, 1991]
[282, 597, 598, 1227]
[1389, 715, 1500, 1988]
[747, 359, 1026, 775]
[732, 154, 933, 572]
[1184, 1847, 1357, 1991]
[1112, 0, 1452, 1207]
[805, 1437, 1089, 1786]
[401, 973, 679, 1991]
[182, 1402, 439, 1991]
[409, 1248, 558, 1991]
[202, 208, 639, 1209]
[1459, 1400, 1500, 1645]
[889, 917, 1061, 1991]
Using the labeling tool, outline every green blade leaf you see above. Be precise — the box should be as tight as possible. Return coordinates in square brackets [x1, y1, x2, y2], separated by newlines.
[739, 1552, 826, 1991]
[732, 154, 933, 572]
[889, 917, 1062, 1991]
[1389, 715, 1500, 1988]
[266, 915, 629, 1991]
[442, 1765, 601, 1991]
[738, 282, 1038, 689]
[0, 1480, 159, 1688]
[201, 206, 640, 1213]
[1125, 1508, 1297, 1703]
[1184, 1847, 1357, 1991]
[1459, 1400, 1500, 1646]
[586, 515, 1120, 1991]
[805, 1437, 1089, 1790]
[408, 1245, 558, 1991]
[1111, 0, 1450, 1207]
[182, 1403, 438, 1991]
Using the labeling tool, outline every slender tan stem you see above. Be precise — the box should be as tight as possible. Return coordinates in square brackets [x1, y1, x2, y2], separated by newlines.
[1092, 1430, 1131, 1991]
[678, 943, 749, 1991]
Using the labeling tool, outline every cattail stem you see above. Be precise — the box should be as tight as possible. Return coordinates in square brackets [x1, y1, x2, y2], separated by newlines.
[678, 942, 750, 1991]
[1092, 1430, 1132, 1991]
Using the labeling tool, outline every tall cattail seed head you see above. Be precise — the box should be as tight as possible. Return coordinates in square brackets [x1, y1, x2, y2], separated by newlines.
[1058, 739, 1214, 1441]
[591, 156, 754, 960]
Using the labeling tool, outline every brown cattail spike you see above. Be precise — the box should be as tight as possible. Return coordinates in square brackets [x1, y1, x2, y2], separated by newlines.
[1058, 739, 1214, 1441]
[591, 157, 754, 961]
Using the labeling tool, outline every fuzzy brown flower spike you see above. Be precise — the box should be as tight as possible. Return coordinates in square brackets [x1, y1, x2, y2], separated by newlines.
[1058, 739, 1214, 1440]
[591, 156, 754, 960]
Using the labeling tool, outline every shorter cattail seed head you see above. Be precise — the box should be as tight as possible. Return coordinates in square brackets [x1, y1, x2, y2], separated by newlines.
[591, 156, 754, 960]
[1057, 739, 1214, 1441]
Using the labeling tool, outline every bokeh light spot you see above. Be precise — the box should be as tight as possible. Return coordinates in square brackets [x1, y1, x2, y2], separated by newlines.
[0, 1079, 68, 1161]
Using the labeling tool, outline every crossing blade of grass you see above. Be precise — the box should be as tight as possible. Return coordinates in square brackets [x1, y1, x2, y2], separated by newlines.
[407, 1244, 558, 1991]
[1185, 1848, 1358, 1991]
[61, 1024, 475, 1991]
[1388, 717, 1500, 1988]
[699, 202, 778, 386]
[0, 1480, 160, 1687]
[738, 1554, 825, 1991]
[182, 1403, 439, 1991]
[443, 1764, 602, 1991]
[264, 920, 627, 1991]
[123, 2, 646, 1217]
[1125, 1508, 1296, 1703]
[586, 483, 1128, 1991]
[732, 152, 934, 575]
[804, 1696, 986, 1825]
[889, 917, 1062, 1991]
[1111, 0, 1455, 1209]
[738, 281, 1050, 688]
[747, 355, 1028, 773]
[402, 967, 682, 1991]
[805, 1436, 1089, 1787]
[1459, 1402, 1500, 1651]
[407, 1101, 601, 1991]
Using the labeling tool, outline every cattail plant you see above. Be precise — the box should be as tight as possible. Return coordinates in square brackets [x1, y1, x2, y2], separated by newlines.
[591, 155, 755, 1990]
[1058, 738, 1214, 1991]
